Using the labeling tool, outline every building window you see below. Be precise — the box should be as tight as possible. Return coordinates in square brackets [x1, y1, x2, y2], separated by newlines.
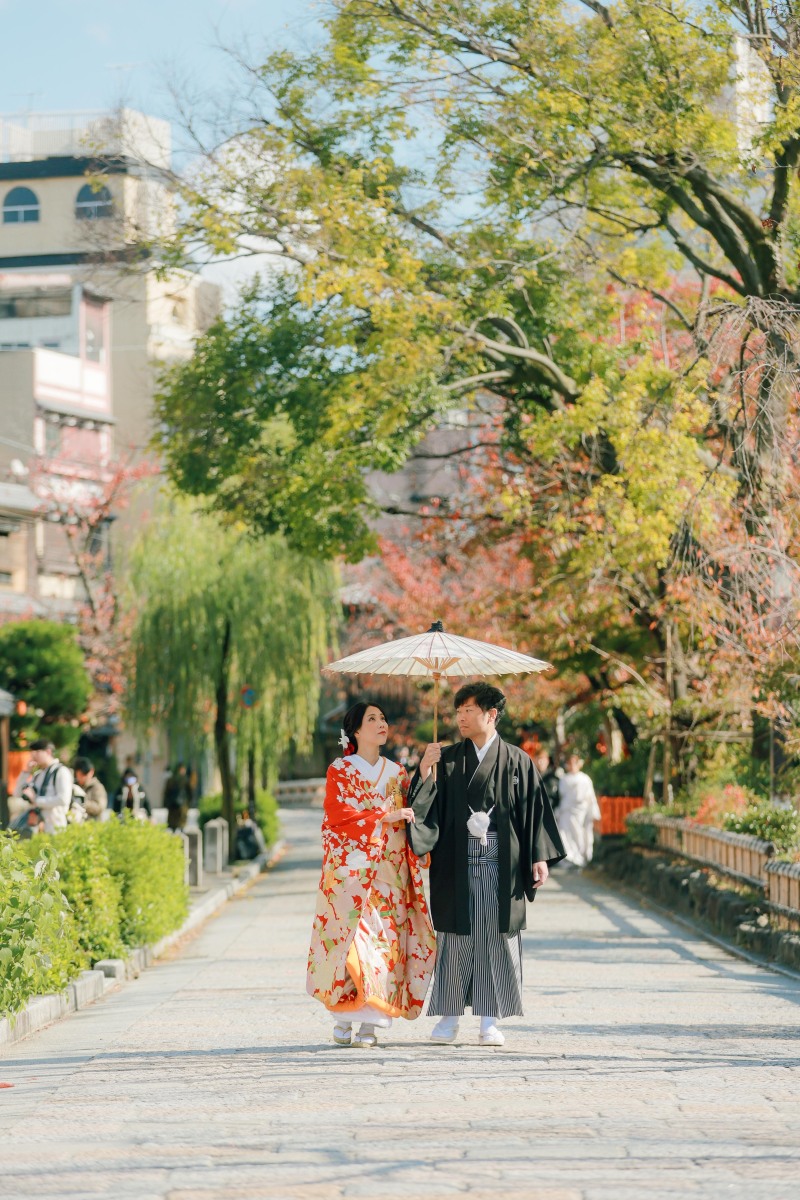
[0, 292, 71, 319]
[3, 186, 40, 223]
[75, 183, 113, 220]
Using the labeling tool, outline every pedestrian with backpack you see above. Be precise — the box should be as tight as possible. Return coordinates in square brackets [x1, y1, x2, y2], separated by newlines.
[12, 738, 73, 833]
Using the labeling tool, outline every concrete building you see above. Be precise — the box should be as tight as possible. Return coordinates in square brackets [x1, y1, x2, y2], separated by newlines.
[0, 108, 219, 457]
[0, 109, 220, 792]
[0, 280, 113, 618]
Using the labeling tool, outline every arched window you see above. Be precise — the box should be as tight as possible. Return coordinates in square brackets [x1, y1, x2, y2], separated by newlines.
[3, 186, 40, 224]
[75, 183, 113, 220]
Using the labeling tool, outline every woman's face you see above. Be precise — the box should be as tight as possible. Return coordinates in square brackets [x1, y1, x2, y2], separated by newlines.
[355, 706, 388, 749]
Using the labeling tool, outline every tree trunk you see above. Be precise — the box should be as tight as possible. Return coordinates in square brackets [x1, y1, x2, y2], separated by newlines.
[247, 743, 256, 820]
[214, 616, 236, 863]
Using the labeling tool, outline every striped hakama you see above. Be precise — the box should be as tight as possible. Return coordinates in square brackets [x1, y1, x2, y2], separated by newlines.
[427, 833, 524, 1018]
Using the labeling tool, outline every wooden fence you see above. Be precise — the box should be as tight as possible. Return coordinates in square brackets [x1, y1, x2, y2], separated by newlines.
[629, 810, 800, 926]
[764, 860, 800, 930]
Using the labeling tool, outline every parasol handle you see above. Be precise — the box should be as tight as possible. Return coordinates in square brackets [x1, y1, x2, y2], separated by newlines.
[432, 673, 439, 782]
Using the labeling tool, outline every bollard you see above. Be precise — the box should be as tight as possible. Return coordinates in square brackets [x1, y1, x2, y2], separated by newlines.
[204, 817, 229, 874]
[150, 806, 168, 826]
[184, 825, 203, 887]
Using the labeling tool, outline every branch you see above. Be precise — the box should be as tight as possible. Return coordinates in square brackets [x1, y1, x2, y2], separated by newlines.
[576, 1, 614, 29]
[694, 445, 742, 481]
[454, 324, 580, 400]
[408, 441, 498, 460]
[443, 370, 513, 392]
[663, 220, 747, 295]
[603, 264, 694, 331]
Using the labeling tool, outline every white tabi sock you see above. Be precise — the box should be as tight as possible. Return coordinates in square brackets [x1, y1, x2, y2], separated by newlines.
[433, 1014, 460, 1035]
[480, 1016, 500, 1036]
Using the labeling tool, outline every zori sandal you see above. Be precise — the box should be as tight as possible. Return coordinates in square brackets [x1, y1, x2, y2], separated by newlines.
[332, 1022, 352, 1046]
[352, 1024, 378, 1048]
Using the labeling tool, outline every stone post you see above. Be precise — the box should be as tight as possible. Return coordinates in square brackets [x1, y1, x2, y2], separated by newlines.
[184, 826, 203, 887]
[204, 817, 229, 875]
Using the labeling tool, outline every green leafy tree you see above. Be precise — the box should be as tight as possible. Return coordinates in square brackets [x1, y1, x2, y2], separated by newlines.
[0, 620, 92, 750]
[124, 500, 338, 848]
[150, 2, 800, 772]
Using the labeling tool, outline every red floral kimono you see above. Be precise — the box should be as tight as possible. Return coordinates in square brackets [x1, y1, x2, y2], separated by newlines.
[306, 756, 435, 1019]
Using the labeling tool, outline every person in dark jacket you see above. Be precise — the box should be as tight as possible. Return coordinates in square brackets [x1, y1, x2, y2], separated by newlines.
[409, 682, 564, 1047]
[534, 749, 562, 811]
[163, 763, 192, 831]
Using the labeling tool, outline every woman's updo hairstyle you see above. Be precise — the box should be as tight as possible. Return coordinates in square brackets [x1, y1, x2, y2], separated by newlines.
[341, 700, 387, 756]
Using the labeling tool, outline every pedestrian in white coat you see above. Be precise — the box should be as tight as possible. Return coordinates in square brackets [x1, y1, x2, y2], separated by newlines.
[13, 738, 73, 833]
[556, 753, 601, 868]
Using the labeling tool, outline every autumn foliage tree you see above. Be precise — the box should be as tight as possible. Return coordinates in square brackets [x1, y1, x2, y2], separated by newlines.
[149, 2, 800, 781]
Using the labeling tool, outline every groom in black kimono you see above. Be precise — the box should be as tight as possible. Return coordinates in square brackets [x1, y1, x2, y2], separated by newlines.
[408, 682, 564, 1045]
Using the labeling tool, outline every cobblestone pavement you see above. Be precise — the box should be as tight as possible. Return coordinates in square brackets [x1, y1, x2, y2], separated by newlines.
[1, 807, 799, 1200]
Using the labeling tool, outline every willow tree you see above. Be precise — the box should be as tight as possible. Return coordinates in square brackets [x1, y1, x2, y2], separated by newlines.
[125, 501, 338, 848]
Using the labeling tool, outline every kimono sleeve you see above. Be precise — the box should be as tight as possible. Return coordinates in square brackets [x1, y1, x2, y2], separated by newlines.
[322, 763, 382, 846]
[522, 757, 566, 898]
[407, 769, 440, 857]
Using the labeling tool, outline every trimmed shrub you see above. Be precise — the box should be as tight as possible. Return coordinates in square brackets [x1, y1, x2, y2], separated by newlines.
[99, 816, 189, 947]
[0, 835, 81, 1020]
[723, 804, 800, 855]
[1, 819, 189, 1021]
[22, 823, 125, 963]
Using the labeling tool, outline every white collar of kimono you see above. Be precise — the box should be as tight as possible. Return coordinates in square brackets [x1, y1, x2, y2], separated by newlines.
[470, 730, 498, 765]
[347, 753, 400, 783]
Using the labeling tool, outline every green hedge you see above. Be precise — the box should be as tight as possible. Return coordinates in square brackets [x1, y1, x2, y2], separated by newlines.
[0, 837, 82, 1020]
[2, 818, 189, 1020]
[198, 789, 280, 852]
[723, 804, 800, 856]
[99, 816, 188, 946]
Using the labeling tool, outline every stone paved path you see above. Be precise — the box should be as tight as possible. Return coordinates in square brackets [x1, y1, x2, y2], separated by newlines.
[1, 807, 799, 1200]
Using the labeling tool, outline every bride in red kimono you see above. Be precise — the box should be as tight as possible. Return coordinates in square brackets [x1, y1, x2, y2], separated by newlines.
[307, 701, 435, 1048]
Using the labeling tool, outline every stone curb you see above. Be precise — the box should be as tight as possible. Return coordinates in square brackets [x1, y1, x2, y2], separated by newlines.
[0, 840, 286, 1052]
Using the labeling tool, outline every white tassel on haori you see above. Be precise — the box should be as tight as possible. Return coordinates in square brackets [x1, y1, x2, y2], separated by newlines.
[467, 806, 495, 846]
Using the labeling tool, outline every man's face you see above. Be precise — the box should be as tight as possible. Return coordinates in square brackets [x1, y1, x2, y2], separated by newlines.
[535, 753, 550, 773]
[30, 748, 52, 769]
[456, 701, 496, 742]
[75, 769, 92, 787]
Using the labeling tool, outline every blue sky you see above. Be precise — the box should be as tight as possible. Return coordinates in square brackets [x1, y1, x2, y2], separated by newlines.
[0, 0, 318, 124]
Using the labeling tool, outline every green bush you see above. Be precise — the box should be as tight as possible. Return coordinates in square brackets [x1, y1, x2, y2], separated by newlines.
[0, 836, 81, 1020]
[1, 818, 189, 1021]
[99, 817, 189, 946]
[22, 823, 124, 963]
[198, 789, 280, 851]
[723, 804, 800, 854]
[588, 740, 652, 798]
[625, 809, 659, 847]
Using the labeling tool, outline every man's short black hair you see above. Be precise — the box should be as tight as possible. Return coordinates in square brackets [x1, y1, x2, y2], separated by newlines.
[29, 738, 55, 753]
[73, 756, 94, 775]
[454, 682, 506, 718]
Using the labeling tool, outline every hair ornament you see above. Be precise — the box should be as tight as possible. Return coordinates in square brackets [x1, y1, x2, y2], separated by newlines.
[339, 728, 350, 751]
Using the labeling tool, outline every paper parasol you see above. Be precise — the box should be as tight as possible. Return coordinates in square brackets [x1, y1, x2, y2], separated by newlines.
[325, 620, 551, 748]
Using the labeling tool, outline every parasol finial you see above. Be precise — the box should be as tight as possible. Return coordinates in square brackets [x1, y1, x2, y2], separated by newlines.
[427, 620, 445, 633]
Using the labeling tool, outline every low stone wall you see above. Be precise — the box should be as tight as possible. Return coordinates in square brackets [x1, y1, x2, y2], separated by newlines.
[593, 842, 800, 973]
